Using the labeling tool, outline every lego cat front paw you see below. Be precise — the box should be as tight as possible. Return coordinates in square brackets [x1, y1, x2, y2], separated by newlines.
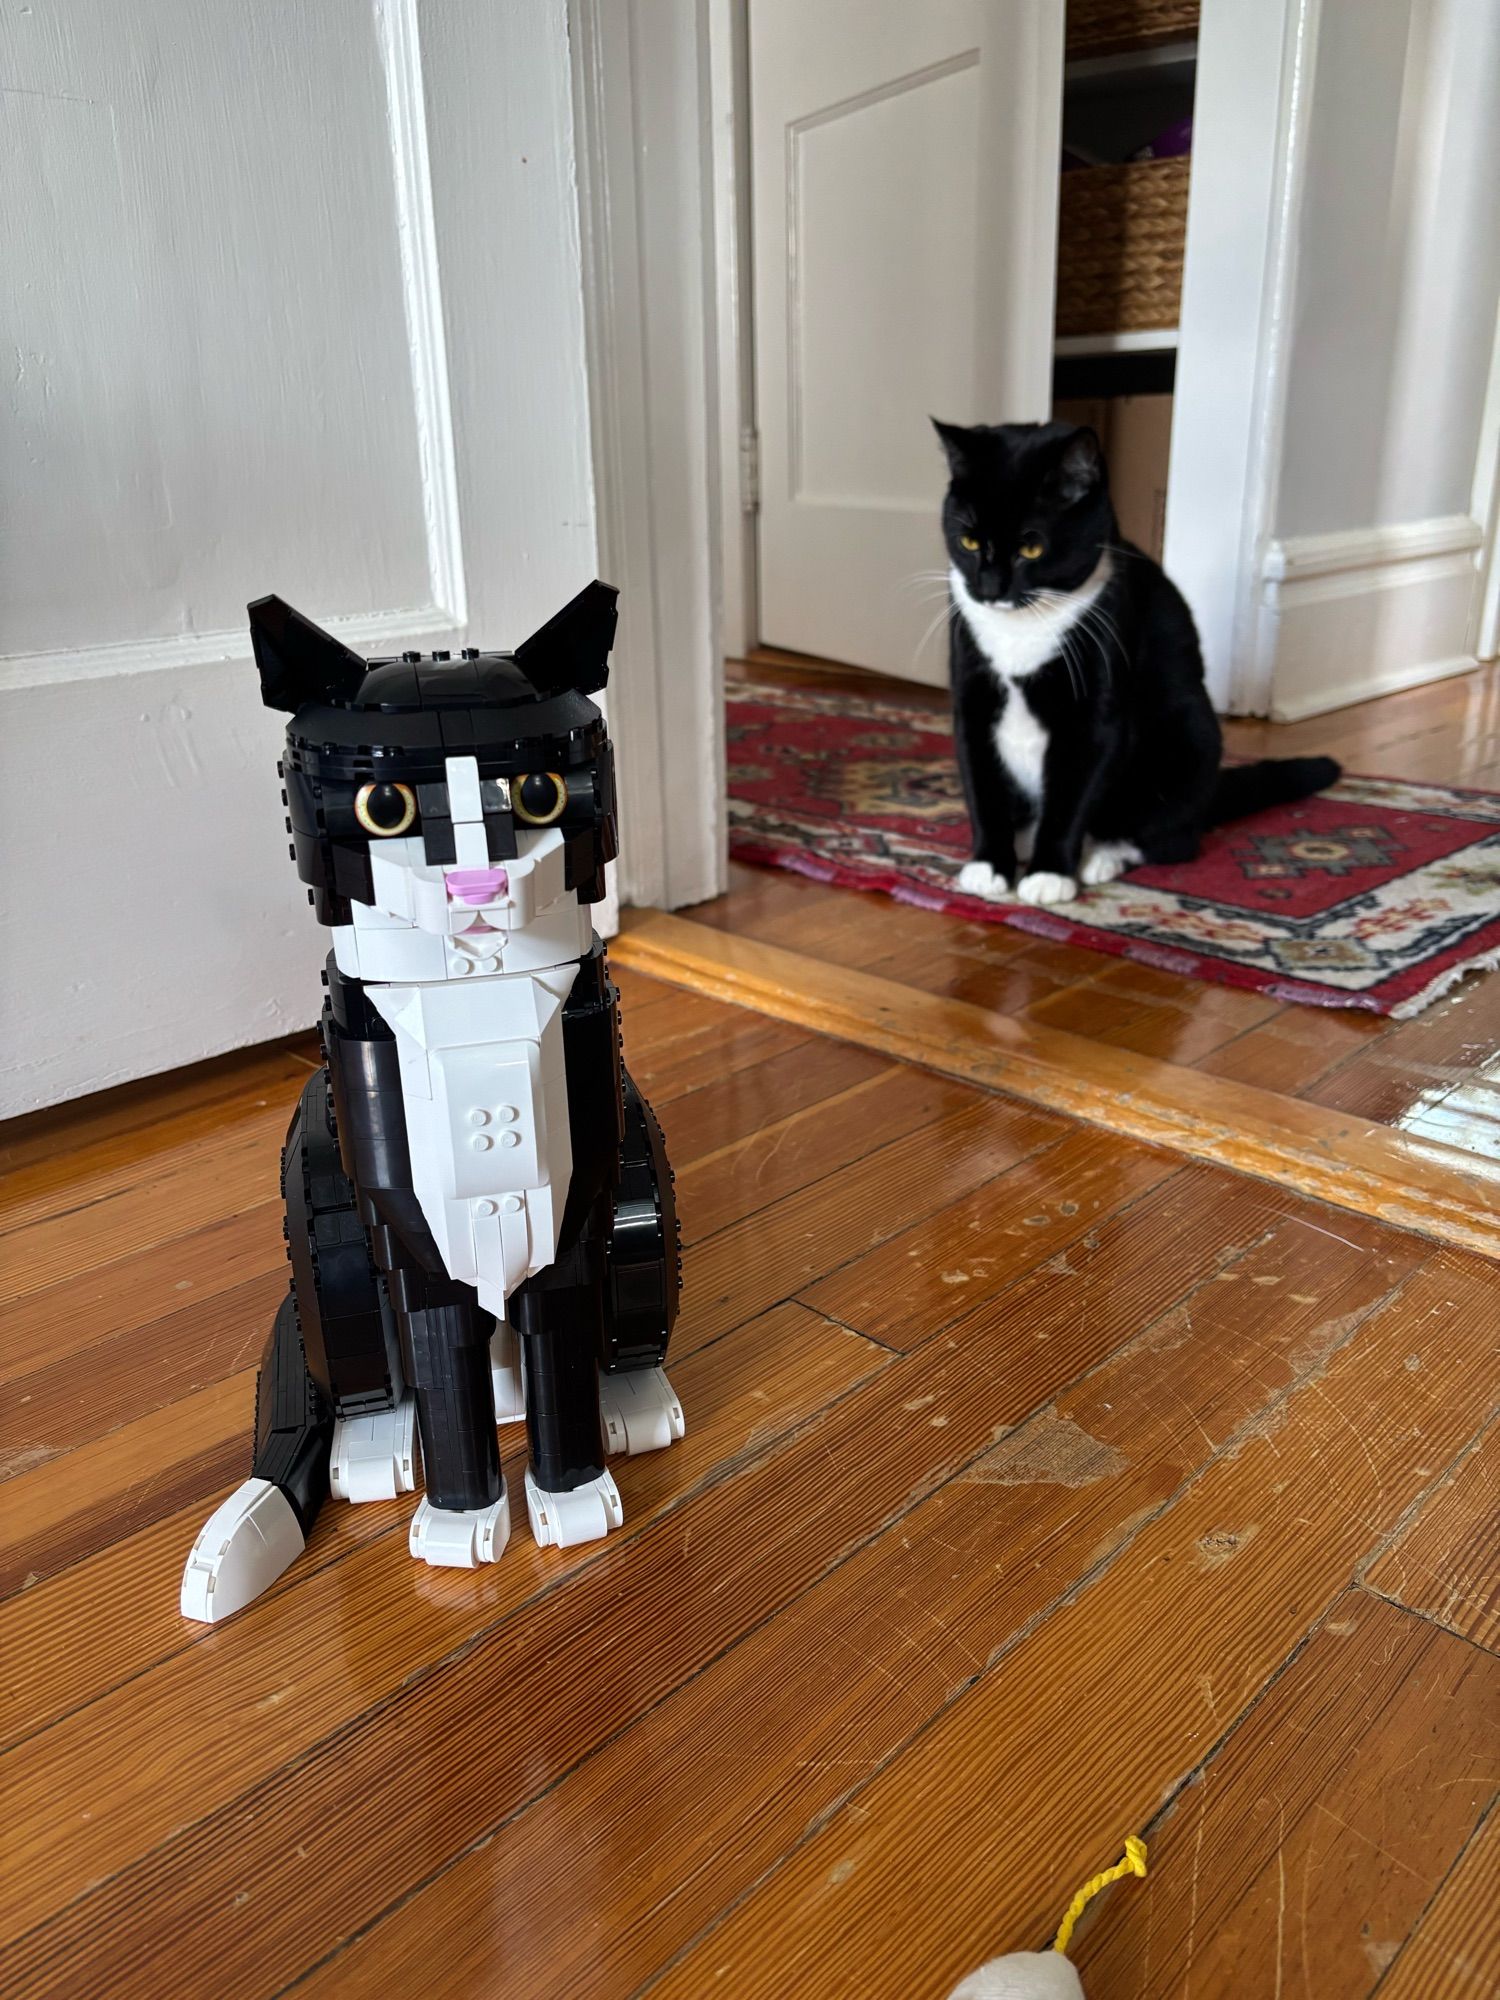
[181, 1477, 305, 1624]
[330, 1396, 418, 1502]
[525, 1467, 623, 1549]
[408, 1491, 511, 1568]
[601, 1367, 685, 1456]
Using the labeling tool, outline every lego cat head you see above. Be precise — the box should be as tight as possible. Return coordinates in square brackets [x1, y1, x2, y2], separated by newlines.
[251, 585, 619, 967]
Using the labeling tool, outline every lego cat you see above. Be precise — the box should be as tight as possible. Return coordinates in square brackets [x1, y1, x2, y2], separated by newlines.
[181, 583, 683, 1623]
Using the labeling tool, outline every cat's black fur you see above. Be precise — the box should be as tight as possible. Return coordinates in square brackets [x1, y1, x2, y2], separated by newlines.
[934, 419, 1339, 889]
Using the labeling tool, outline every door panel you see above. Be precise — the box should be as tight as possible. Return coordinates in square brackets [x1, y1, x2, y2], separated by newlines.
[751, 0, 1063, 683]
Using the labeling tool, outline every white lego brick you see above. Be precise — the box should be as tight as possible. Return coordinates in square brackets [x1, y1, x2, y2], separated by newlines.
[368, 841, 419, 920]
[348, 924, 450, 985]
[408, 1490, 511, 1567]
[601, 1368, 685, 1456]
[490, 1322, 526, 1422]
[331, 924, 363, 980]
[180, 1478, 304, 1624]
[330, 1397, 419, 1502]
[525, 1467, 623, 1549]
[453, 819, 489, 867]
[444, 753, 484, 822]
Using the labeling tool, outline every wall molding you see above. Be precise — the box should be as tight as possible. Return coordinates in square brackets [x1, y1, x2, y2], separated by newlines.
[374, 0, 467, 630]
[0, 603, 459, 694]
[1263, 513, 1484, 583]
[1254, 513, 1482, 722]
[568, 0, 726, 912]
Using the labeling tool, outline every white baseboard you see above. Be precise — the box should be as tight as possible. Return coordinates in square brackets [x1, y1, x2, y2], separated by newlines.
[1256, 516, 1483, 722]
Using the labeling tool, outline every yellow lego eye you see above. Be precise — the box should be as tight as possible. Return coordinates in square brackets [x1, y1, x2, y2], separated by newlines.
[1019, 538, 1045, 561]
[512, 772, 567, 826]
[959, 536, 980, 553]
[354, 781, 417, 836]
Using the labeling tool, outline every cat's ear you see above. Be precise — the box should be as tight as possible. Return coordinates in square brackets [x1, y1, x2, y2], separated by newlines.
[248, 596, 368, 712]
[931, 419, 974, 478]
[1057, 427, 1105, 504]
[513, 579, 619, 697]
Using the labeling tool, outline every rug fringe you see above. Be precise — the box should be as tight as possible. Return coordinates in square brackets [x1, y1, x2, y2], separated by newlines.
[1389, 941, 1500, 1019]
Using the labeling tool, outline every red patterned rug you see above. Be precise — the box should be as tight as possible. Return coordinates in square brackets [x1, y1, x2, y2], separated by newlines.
[727, 677, 1500, 1017]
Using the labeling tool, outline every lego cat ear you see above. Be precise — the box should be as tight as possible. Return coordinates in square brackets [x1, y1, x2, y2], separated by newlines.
[248, 595, 368, 712]
[513, 580, 619, 698]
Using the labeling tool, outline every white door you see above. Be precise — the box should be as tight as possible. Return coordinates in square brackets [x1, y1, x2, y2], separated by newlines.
[749, 0, 1065, 684]
[2, 0, 599, 1113]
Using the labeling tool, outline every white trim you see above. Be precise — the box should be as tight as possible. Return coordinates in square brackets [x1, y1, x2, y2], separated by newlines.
[1054, 328, 1179, 358]
[374, 0, 467, 629]
[0, 603, 459, 694]
[1472, 301, 1500, 662]
[1263, 514, 1484, 583]
[1167, 0, 1320, 715]
[1269, 653, 1477, 724]
[569, 0, 727, 912]
[708, 0, 758, 658]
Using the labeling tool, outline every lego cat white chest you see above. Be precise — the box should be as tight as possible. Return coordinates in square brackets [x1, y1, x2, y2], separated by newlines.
[368, 969, 576, 1317]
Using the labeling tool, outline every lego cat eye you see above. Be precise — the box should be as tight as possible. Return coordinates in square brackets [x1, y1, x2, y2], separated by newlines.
[513, 771, 568, 826]
[355, 781, 417, 836]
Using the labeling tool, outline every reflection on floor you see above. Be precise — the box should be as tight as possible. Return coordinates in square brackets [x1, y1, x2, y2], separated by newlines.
[721, 652, 1500, 1171]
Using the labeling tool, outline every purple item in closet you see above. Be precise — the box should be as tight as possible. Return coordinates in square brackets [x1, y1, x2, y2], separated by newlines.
[1131, 115, 1192, 161]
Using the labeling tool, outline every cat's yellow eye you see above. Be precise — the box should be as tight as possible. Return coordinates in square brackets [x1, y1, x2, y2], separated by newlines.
[1019, 538, 1045, 560]
[959, 535, 980, 552]
[354, 781, 417, 837]
[513, 772, 568, 827]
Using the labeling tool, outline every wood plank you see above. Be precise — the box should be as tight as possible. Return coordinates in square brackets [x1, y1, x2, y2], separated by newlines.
[1364, 1423, 1499, 1649]
[1376, 1812, 1500, 2000]
[0, 1297, 883, 1756]
[278, 1203, 1428, 2000]
[657, 1036, 890, 1170]
[0, 1204, 283, 1385]
[613, 910, 1500, 1258]
[1073, 1592, 1499, 1997]
[0, 1164, 1295, 1992]
[0, 1269, 283, 1476]
[0, 1373, 254, 1597]
[676, 1063, 974, 1247]
[0, 1035, 315, 1184]
[681, 1090, 1061, 1352]
[799, 1120, 1183, 1350]
[643, 1251, 1500, 2000]
[0, 1300, 889, 1949]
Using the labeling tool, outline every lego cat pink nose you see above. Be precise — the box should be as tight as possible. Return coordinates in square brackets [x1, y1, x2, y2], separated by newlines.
[444, 867, 508, 905]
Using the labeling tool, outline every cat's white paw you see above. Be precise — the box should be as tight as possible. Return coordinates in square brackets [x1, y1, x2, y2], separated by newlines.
[409, 1491, 511, 1568]
[1080, 840, 1142, 887]
[1016, 871, 1078, 906]
[330, 1397, 419, 1502]
[957, 859, 1011, 902]
[525, 1467, 623, 1549]
[601, 1367, 685, 1457]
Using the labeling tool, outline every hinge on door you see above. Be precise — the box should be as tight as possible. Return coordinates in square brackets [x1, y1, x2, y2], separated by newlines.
[739, 427, 760, 513]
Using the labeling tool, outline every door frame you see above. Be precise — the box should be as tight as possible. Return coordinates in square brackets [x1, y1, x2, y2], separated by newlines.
[569, 0, 731, 912]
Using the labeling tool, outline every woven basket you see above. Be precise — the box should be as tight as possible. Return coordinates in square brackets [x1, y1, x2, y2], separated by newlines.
[1055, 154, 1190, 335]
[1066, 0, 1199, 61]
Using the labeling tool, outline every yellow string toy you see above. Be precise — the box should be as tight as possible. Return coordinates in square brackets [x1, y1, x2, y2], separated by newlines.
[1050, 1835, 1149, 1957]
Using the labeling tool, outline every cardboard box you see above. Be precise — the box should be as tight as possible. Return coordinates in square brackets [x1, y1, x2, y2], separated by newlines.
[1053, 394, 1174, 561]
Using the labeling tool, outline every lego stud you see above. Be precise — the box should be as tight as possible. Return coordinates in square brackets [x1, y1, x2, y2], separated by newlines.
[444, 866, 508, 906]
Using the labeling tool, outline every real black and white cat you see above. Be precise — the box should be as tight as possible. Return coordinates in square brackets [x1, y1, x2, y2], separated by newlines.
[181, 584, 683, 1623]
[934, 419, 1339, 906]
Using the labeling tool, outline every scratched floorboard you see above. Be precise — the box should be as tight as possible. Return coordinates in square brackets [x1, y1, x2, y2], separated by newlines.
[2, 966, 1495, 1999]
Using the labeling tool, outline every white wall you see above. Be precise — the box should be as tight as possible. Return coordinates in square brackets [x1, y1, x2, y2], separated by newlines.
[1254, 0, 1500, 719]
[1, 0, 600, 1116]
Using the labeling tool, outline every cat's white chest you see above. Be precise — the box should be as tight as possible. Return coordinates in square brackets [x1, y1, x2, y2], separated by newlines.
[993, 685, 1048, 803]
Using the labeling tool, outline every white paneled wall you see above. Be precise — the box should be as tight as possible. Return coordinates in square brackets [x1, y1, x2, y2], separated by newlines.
[2, 0, 600, 1114]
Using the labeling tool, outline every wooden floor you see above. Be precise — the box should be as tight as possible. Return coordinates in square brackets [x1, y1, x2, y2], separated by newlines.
[4, 917, 1497, 1994]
